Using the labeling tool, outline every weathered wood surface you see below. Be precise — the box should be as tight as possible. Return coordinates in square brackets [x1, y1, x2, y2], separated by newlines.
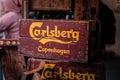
[23, 58, 105, 80]
[20, 19, 89, 62]
[22, 0, 99, 20]
[23, 0, 71, 18]
[29, 0, 71, 11]
[74, 0, 99, 20]
[19, 19, 101, 62]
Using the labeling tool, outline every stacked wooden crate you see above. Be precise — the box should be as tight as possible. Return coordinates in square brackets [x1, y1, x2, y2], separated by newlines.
[20, 0, 105, 80]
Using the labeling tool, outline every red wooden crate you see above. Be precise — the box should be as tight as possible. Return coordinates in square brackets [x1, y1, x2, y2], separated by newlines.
[24, 58, 105, 80]
[19, 19, 100, 62]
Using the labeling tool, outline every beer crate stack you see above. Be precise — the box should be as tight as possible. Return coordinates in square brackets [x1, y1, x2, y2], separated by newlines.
[20, 0, 105, 80]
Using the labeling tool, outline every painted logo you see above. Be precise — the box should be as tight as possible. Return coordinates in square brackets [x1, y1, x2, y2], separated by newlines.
[41, 64, 95, 80]
[29, 22, 80, 44]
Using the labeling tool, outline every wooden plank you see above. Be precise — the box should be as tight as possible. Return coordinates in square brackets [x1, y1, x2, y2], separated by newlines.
[24, 58, 105, 80]
[20, 19, 89, 62]
[29, 0, 71, 11]
[74, 0, 87, 20]
[74, 0, 99, 20]
[87, 0, 99, 20]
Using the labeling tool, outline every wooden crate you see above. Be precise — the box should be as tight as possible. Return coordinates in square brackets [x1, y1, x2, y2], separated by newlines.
[23, 0, 71, 18]
[22, 0, 99, 20]
[23, 58, 105, 80]
[19, 19, 101, 63]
